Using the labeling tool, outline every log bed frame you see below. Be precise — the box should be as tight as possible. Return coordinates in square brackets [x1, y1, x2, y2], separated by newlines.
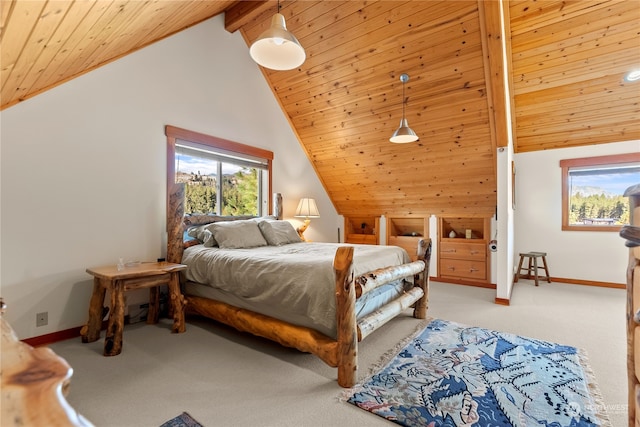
[166, 183, 431, 387]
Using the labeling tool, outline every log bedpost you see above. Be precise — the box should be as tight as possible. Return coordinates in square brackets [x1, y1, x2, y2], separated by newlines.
[273, 193, 283, 220]
[334, 246, 356, 388]
[413, 238, 432, 319]
[166, 183, 185, 319]
[167, 183, 185, 264]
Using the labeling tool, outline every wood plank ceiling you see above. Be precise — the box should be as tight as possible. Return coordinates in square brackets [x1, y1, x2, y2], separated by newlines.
[2, 0, 639, 218]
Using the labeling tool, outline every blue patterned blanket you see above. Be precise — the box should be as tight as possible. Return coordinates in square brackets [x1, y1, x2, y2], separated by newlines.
[345, 319, 609, 426]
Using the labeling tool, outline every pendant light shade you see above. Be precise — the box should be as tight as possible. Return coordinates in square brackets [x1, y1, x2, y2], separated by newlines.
[390, 118, 419, 143]
[249, 9, 305, 71]
[390, 73, 419, 143]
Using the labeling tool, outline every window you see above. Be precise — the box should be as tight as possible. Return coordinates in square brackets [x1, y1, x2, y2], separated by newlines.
[166, 126, 273, 216]
[560, 153, 640, 231]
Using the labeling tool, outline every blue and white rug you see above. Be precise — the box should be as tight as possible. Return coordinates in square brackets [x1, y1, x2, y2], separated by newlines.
[344, 319, 610, 426]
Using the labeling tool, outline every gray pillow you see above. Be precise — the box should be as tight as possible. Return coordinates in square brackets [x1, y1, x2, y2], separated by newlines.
[201, 229, 217, 247]
[258, 220, 302, 246]
[209, 220, 268, 249]
[187, 224, 209, 241]
[188, 216, 277, 247]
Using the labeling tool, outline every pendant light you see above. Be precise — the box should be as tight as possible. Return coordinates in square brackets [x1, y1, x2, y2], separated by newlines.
[390, 73, 419, 143]
[249, 0, 305, 71]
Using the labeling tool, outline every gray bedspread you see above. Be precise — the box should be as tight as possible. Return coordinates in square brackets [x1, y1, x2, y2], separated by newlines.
[182, 242, 411, 338]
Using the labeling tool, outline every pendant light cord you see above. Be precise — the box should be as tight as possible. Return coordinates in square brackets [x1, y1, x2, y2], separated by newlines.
[402, 80, 406, 119]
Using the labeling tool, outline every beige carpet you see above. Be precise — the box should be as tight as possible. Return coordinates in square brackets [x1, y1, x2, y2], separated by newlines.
[50, 280, 627, 427]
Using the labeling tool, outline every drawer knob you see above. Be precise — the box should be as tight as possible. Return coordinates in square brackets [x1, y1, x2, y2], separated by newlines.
[447, 266, 455, 271]
[470, 267, 478, 272]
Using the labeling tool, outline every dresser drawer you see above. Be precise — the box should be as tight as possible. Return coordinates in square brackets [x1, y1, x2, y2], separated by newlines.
[440, 258, 487, 280]
[440, 241, 486, 260]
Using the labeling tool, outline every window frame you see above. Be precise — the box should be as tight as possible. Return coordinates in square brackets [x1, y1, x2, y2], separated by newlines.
[166, 125, 273, 216]
[560, 152, 640, 232]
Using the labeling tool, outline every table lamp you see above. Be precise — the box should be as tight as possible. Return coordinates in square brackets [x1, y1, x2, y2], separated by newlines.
[294, 198, 320, 241]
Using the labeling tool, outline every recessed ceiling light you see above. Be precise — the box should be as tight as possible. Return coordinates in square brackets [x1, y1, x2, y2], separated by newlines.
[624, 70, 640, 82]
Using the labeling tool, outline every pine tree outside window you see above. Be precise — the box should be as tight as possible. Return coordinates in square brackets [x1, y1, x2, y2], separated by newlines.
[165, 126, 273, 218]
[176, 141, 269, 216]
[560, 153, 640, 231]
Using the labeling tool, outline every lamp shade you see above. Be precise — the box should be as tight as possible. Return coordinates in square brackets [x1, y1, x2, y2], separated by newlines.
[390, 118, 419, 143]
[295, 198, 320, 218]
[249, 13, 306, 71]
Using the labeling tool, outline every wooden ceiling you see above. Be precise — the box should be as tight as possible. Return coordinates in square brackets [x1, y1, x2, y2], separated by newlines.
[2, 0, 639, 218]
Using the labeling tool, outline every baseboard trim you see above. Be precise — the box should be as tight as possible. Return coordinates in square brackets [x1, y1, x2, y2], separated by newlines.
[23, 325, 84, 347]
[22, 320, 108, 347]
[550, 277, 625, 289]
[433, 276, 496, 289]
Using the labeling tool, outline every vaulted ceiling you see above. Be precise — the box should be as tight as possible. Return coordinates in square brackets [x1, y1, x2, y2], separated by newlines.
[2, 0, 639, 218]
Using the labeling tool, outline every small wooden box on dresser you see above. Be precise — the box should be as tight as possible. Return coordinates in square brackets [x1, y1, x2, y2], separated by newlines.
[387, 217, 429, 261]
[438, 217, 491, 285]
[344, 216, 379, 245]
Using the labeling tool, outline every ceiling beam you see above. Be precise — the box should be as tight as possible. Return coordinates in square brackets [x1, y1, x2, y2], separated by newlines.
[478, 0, 511, 150]
[224, 1, 273, 33]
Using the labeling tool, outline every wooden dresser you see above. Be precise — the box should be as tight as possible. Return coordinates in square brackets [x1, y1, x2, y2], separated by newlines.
[1, 301, 93, 426]
[621, 183, 640, 426]
[438, 217, 491, 285]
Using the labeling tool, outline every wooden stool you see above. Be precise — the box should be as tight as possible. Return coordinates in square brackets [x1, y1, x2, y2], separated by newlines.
[514, 252, 551, 286]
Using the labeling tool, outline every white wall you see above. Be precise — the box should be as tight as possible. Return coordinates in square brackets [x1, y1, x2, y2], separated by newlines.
[514, 140, 639, 284]
[0, 15, 338, 339]
[496, 146, 515, 300]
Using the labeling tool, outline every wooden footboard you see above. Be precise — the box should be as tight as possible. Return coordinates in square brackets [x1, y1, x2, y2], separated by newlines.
[185, 295, 341, 367]
[183, 238, 432, 388]
[168, 179, 432, 387]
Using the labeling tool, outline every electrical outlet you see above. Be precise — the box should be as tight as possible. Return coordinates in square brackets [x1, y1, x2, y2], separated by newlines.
[36, 311, 48, 327]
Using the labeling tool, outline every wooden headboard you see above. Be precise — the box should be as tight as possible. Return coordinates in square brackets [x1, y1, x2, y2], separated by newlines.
[165, 125, 279, 265]
[166, 184, 284, 264]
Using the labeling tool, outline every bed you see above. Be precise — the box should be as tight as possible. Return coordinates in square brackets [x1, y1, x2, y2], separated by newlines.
[166, 184, 431, 387]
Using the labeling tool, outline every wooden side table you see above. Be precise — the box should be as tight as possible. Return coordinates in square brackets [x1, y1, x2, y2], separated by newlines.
[80, 262, 187, 356]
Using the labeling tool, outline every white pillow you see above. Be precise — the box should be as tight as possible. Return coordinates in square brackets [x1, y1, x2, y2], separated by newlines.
[209, 220, 268, 249]
[258, 220, 302, 246]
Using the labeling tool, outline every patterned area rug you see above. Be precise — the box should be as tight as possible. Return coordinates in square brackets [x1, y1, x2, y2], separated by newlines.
[344, 319, 610, 427]
[159, 412, 203, 427]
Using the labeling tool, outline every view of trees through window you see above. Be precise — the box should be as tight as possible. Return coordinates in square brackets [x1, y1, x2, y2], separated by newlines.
[567, 165, 639, 226]
[176, 155, 260, 216]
